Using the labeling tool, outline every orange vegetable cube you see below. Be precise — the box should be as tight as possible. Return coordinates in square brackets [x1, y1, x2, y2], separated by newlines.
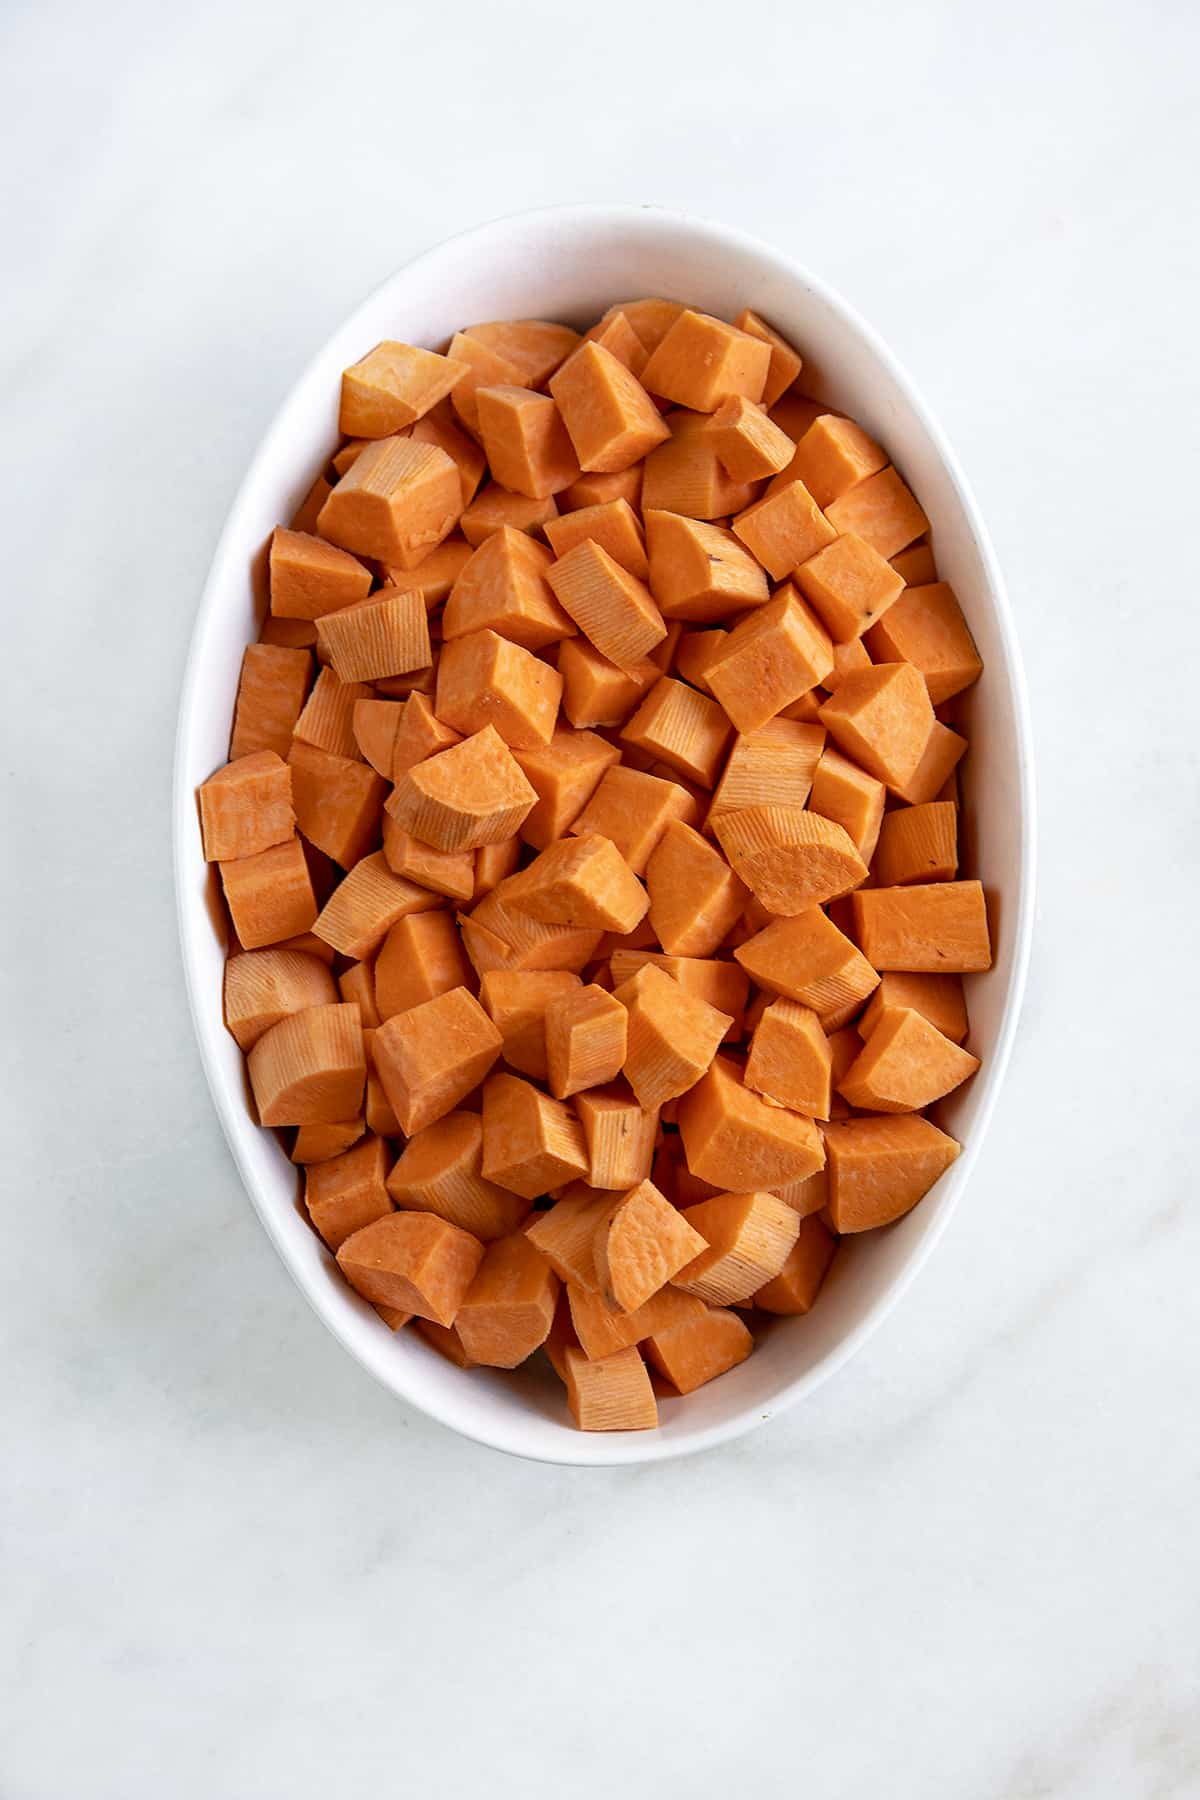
[408, 408, 487, 508]
[620, 675, 731, 787]
[442, 527, 573, 649]
[525, 1183, 612, 1289]
[459, 481, 558, 546]
[640, 410, 758, 521]
[557, 638, 659, 728]
[859, 971, 969, 1045]
[733, 907, 879, 1029]
[392, 690, 462, 777]
[851, 879, 991, 972]
[676, 1055, 824, 1191]
[708, 395, 796, 481]
[823, 1114, 960, 1232]
[351, 698, 404, 778]
[318, 439, 462, 569]
[336, 1211, 484, 1326]
[337, 960, 381, 1029]
[796, 531, 904, 642]
[863, 582, 983, 705]
[292, 1119, 365, 1166]
[574, 1083, 659, 1190]
[339, 341, 467, 437]
[479, 969, 582, 1079]
[543, 498, 648, 579]
[316, 590, 431, 685]
[475, 385, 579, 499]
[713, 805, 867, 913]
[287, 741, 386, 868]
[675, 1190, 800, 1304]
[612, 962, 731, 1110]
[646, 820, 747, 957]
[387, 725, 539, 852]
[873, 800, 958, 887]
[510, 833, 648, 934]
[788, 414, 888, 507]
[838, 1005, 979, 1112]
[548, 340, 670, 473]
[707, 718, 826, 826]
[732, 479, 837, 580]
[386, 1110, 529, 1241]
[304, 1133, 393, 1250]
[510, 728, 620, 849]
[247, 1002, 365, 1126]
[220, 836, 317, 950]
[374, 910, 470, 1020]
[462, 319, 580, 385]
[825, 465, 928, 559]
[546, 539, 667, 672]
[564, 1345, 657, 1430]
[569, 764, 699, 873]
[373, 985, 502, 1135]
[890, 720, 967, 806]
[294, 668, 372, 761]
[223, 947, 338, 1051]
[808, 745, 886, 863]
[818, 662, 935, 790]
[754, 1213, 837, 1312]
[199, 752, 293, 862]
[890, 541, 938, 586]
[745, 998, 833, 1117]
[645, 1302, 754, 1393]
[706, 587, 834, 734]
[435, 628, 562, 749]
[381, 820, 474, 903]
[268, 527, 372, 620]
[732, 309, 804, 407]
[454, 1232, 559, 1367]
[641, 309, 770, 411]
[230, 643, 312, 759]
[545, 983, 627, 1099]
[480, 1072, 589, 1198]
[593, 1178, 706, 1313]
[313, 851, 439, 959]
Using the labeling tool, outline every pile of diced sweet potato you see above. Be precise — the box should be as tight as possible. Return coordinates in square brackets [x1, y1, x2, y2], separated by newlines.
[199, 299, 989, 1430]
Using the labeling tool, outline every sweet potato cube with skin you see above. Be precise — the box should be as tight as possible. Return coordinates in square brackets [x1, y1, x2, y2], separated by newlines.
[546, 539, 667, 672]
[248, 1002, 364, 1127]
[574, 1083, 659, 1190]
[824, 1114, 960, 1233]
[339, 341, 467, 437]
[789, 415, 888, 508]
[511, 728, 620, 850]
[640, 410, 759, 521]
[351, 699, 404, 778]
[463, 319, 580, 386]
[287, 741, 385, 868]
[511, 834, 648, 934]
[804, 754, 882, 872]
[734, 908, 879, 1028]
[459, 482, 558, 547]
[373, 985, 502, 1136]
[525, 1183, 613, 1289]
[199, 752, 293, 862]
[294, 668, 372, 761]
[646, 821, 747, 958]
[612, 962, 732, 1110]
[583, 309, 650, 376]
[863, 583, 983, 705]
[392, 691, 461, 777]
[336, 1211, 484, 1327]
[479, 970, 582, 1081]
[408, 408, 487, 509]
[839, 1006, 980, 1113]
[543, 499, 649, 579]
[557, 638, 659, 728]
[755, 1214, 837, 1313]
[269, 528, 373, 621]
[381, 820, 474, 903]
[318, 439, 462, 569]
[220, 836, 317, 950]
[223, 948, 338, 1051]
[706, 587, 834, 734]
[891, 721, 967, 806]
[569, 765, 699, 873]
[313, 852, 439, 960]
[620, 676, 732, 787]
[819, 662, 935, 790]
[891, 541, 938, 587]
[675, 1190, 800, 1305]
[732, 309, 804, 407]
[442, 528, 573, 650]
[476, 385, 580, 500]
[435, 629, 561, 750]
[387, 726, 538, 853]
[548, 340, 670, 473]
[480, 1073, 589, 1199]
[873, 800, 958, 887]
[453, 1232, 559, 1368]
[545, 983, 627, 1099]
[709, 396, 796, 482]
[796, 532, 905, 643]
[316, 591, 431, 685]
[565, 1345, 657, 1431]
[374, 911, 470, 1021]
[593, 1179, 707, 1314]
[230, 644, 311, 759]
[714, 805, 867, 914]
[304, 1133, 392, 1251]
[852, 879, 992, 973]
[732, 480, 837, 580]
[860, 971, 969, 1045]
[707, 718, 826, 827]
[825, 466, 929, 560]
[745, 998, 833, 1118]
[645, 1303, 754, 1393]
[641, 310, 770, 411]
[386, 1110, 529, 1241]
[676, 1055, 825, 1191]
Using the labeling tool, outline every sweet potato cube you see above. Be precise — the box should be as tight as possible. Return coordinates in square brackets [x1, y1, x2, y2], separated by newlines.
[288, 745, 384, 871]
[476, 385, 579, 499]
[819, 662, 935, 790]
[289, 471, 333, 534]
[645, 1302, 755, 1393]
[709, 395, 795, 482]
[675, 1189, 800, 1304]
[593, 1178, 707, 1314]
[464, 877, 602, 976]
[825, 466, 928, 560]
[472, 836, 522, 900]
[338, 960, 380, 1029]
[313, 851, 439, 959]
[387, 726, 538, 852]
[839, 1005, 979, 1112]
[442, 527, 573, 650]
[754, 1213, 837, 1313]
[545, 983, 627, 1099]
[557, 638, 659, 728]
[640, 410, 758, 522]
[674, 628, 729, 694]
[706, 586, 833, 733]
[823, 1114, 960, 1232]
[392, 691, 462, 777]
[732, 309, 804, 407]
[268, 527, 372, 621]
[546, 539, 667, 672]
[564, 1345, 657, 1430]
[851, 879, 992, 972]
[373, 985, 501, 1135]
[435, 629, 561, 749]
[732, 479, 837, 581]
[408, 408, 487, 509]
[510, 834, 648, 934]
[543, 498, 649, 578]
[612, 962, 731, 1110]
[381, 820, 474, 903]
[646, 820, 747, 957]
[480, 1072, 589, 1199]
[890, 721, 967, 806]
[453, 1232, 559, 1367]
[362, 1026, 401, 1137]
[789, 415, 888, 508]
[293, 668, 372, 761]
[386, 1109, 529, 1241]
[890, 541, 938, 586]
[350, 698, 403, 778]
[463, 319, 581, 386]
[374, 911, 470, 1021]
[304, 1133, 392, 1250]
[560, 465, 643, 513]
[863, 582, 983, 705]
[199, 752, 293, 862]
[230, 644, 311, 759]
[317, 590, 431, 685]
[525, 1183, 612, 1289]
[608, 951, 747, 1042]
[223, 947, 337, 1051]
[317, 439, 462, 569]
[873, 800, 958, 887]
[598, 298, 686, 354]
[459, 482, 557, 547]
[824, 637, 873, 694]
[416, 1319, 474, 1364]
[336, 1211, 483, 1326]
[714, 805, 867, 914]
[707, 718, 826, 826]
[796, 531, 905, 643]
[620, 675, 731, 787]
[676, 1055, 825, 1191]
[445, 332, 526, 435]
[641, 310, 769, 411]
[548, 340, 670, 473]
[339, 341, 466, 437]
[569, 764, 699, 874]
[574, 1083, 659, 1190]
[808, 746, 886, 863]
[859, 971, 969, 1044]
[479, 969, 582, 1081]
[510, 728, 620, 849]
[745, 998, 832, 1117]
[220, 836, 317, 949]
[734, 907, 879, 1028]
[584, 309, 651, 376]
[567, 1282, 702, 1365]
[247, 1002, 364, 1126]
[292, 1119, 365, 1165]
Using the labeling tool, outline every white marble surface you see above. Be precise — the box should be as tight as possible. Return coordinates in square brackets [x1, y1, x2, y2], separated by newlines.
[3, 1, 1198, 1793]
